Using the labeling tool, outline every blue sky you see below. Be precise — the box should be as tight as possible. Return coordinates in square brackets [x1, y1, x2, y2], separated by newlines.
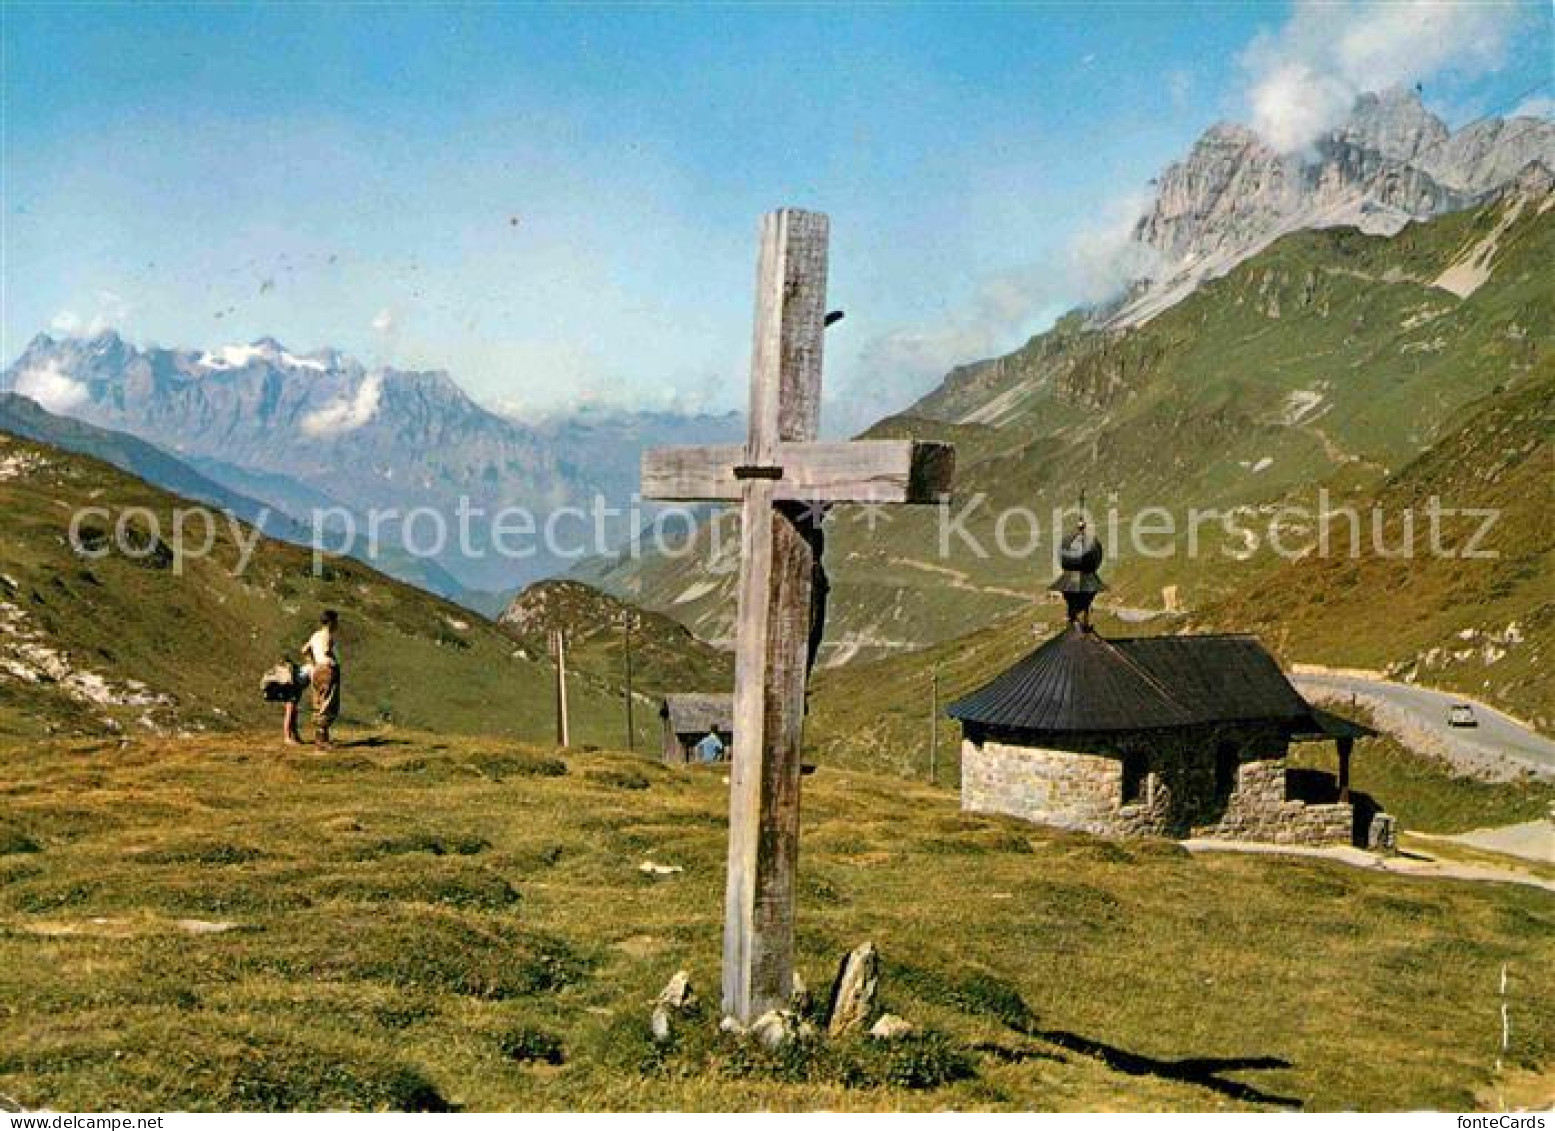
[4, 2, 1550, 428]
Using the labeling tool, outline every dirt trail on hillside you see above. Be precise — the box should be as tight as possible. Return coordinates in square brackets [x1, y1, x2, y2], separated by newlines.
[1304, 423, 1387, 472]
[889, 558, 1036, 603]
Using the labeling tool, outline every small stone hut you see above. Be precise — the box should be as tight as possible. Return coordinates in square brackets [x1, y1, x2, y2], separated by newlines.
[660, 693, 733, 765]
[949, 521, 1382, 848]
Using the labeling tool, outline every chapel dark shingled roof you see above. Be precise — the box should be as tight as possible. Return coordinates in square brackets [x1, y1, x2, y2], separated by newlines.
[947, 626, 1338, 734]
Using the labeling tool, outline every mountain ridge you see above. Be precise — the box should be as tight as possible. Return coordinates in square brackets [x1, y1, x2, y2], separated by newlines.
[1109, 87, 1554, 328]
[585, 184, 1553, 702]
[1, 332, 744, 595]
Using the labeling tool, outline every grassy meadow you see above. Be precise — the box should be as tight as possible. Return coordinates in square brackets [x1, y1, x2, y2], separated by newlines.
[1, 729, 1551, 1111]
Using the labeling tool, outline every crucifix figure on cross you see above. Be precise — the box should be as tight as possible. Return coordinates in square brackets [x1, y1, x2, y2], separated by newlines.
[642, 208, 955, 1023]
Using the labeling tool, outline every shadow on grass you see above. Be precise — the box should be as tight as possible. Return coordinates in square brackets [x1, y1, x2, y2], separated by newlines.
[339, 736, 414, 749]
[897, 963, 1301, 1108]
[1029, 1029, 1299, 1108]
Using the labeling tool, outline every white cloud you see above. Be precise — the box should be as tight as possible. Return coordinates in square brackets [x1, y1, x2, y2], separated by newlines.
[87, 290, 130, 335]
[835, 191, 1162, 431]
[1239, 0, 1518, 151]
[839, 274, 1065, 433]
[301, 374, 383, 437]
[1064, 189, 1163, 302]
[14, 359, 90, 414]
[45, 292, 132, 339]
[371, 307, 395, 334]
[1510, 94, 1555, 119]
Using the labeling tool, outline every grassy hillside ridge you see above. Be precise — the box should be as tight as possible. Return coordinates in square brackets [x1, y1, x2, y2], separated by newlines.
[0, 393, 492, 611]
[0, 393, 292, 538]
[497, 580, 733, 750]
[808, 379, 1551, 795]
[0, 431, 631, 744]
[0, 731, 1549, 1110]
[1202, 371, 1554, 731]
[587, 189, 1553, 668]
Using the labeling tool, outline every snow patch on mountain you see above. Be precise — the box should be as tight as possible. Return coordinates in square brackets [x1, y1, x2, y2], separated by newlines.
[1281, 389, 1326, 426]
[198, 342, 329, 372]
[1431, 164, 1553, 298]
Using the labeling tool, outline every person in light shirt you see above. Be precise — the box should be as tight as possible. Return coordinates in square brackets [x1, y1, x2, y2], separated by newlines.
[694, 728, 725, 764]
[301, 609, 341, 748]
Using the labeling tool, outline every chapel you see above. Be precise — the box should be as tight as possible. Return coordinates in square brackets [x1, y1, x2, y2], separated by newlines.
[949, 519, 1388, 847]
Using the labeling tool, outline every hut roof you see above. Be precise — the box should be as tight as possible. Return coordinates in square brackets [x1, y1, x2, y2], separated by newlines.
[1291, 706, 1378, 741]
[661, 693, 734, 736]
[948, 626, 1366, 736]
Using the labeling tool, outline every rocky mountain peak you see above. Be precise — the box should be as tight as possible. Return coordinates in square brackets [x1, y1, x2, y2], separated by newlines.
[1107, 90, 1554, 327]
[1195, 121, 1265, 150]
[1337, 88, 1449, 164]
[1507, 158, 1554, 198]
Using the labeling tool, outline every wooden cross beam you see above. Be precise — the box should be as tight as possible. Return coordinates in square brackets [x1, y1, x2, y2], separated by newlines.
[641, 209, 954, 1022]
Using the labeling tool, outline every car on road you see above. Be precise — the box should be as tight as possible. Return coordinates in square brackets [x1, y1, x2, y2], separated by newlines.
[1447, 704, 1478, 728]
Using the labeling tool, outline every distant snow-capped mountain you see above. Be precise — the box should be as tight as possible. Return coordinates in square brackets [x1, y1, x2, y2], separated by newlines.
[1110, 88, 1554, 325]
[1, 331, 742, 593]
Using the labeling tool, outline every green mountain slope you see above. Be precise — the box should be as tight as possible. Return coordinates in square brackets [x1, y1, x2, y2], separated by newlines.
[1202, 371, 1554, 730]
[588, 181, 1554, 672]
[0, 393, 291, 538]
[497, 579, 733, 750]
[0, 431, 632, 744]
[0, 392, 491, 611]
[807, 369, 1554, 781]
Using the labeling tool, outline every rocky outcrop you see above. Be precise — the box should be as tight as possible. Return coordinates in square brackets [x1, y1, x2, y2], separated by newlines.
[1113, 89, 1554, 327]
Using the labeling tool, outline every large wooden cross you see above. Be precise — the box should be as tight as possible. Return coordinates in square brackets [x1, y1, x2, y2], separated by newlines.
[642, 208, 954, 1022]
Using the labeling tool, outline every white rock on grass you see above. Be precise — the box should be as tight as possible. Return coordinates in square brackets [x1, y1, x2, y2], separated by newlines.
[749, 1010, 806, 1050]
[650, 1006, 673, 1044]
[869, 1014, 915, 1040]
[650, 970, 698, 1043]
[656, 970, 698, 1012]
[790, 969, 812, 1014]
[827, 941, 880, 1036]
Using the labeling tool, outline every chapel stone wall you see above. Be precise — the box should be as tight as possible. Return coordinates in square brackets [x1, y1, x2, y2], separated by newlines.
[960, 727, 1356, 847]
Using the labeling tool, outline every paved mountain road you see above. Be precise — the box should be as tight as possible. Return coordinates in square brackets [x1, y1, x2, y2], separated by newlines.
[1293, 672, 1555, 781]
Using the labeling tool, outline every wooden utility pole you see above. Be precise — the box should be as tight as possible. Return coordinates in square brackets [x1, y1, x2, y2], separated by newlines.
[551, 628, 571, 748]
[641, 209, 954, 1022]
[623, 614, 636, 751]
[930, 664, 940, 786]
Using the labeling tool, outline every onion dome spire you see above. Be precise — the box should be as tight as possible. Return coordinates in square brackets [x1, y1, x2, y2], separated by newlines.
[1050, 493, 1106, 628]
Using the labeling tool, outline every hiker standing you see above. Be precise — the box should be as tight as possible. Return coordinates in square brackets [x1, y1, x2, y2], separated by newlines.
[302, 609, 341, 748]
